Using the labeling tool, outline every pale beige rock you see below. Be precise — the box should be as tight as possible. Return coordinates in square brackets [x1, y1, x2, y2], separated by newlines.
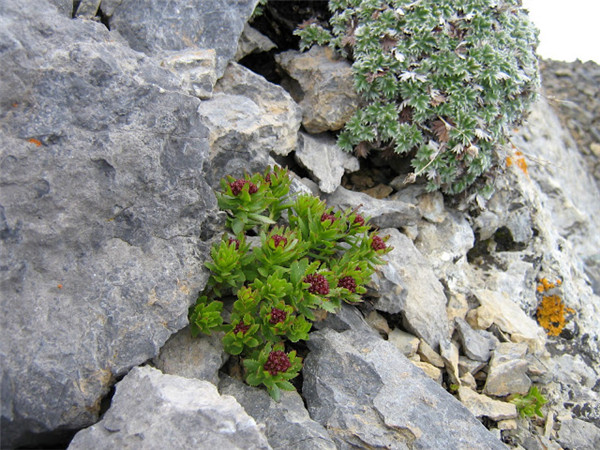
[365, 310, 390, 337]
[497, 419, 518, 431]
[440, 340, 460, 385]
[458, 386, 518, 421]
[161, 49, 217, 99]
[413, 361, 443, 384]
[275, 46, 360, 133]
[484, 342, 531, 397]
[446, 292, 469, 323]
[418, 340, 445, 368]
[235, 23, 276, 61]
[471, 289, 546, 352]
[460, 372, 477, 390]
[388, 328, 419, 357]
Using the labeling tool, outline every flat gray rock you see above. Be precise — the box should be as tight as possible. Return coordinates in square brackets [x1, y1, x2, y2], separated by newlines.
[303, 324, 506, 449]
[0, 2, 218, 446]
[68, 367, 271, 450]
[219, 376, 336, 450]
[370, 229, 450, 350]
[295, 132, 359, 194]
[326, 186, 419, 229]
[110, 0, 259, 78]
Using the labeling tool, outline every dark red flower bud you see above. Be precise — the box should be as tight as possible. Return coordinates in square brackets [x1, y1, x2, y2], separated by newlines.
[321, 212, 336, 223]
[264, 350, 291, 375]
[228, 237, 241, 250]
[338, 276, 357, 293]
[354, 214, 365, 226]
[229, 179, 258, 195]
[271, 235, 287, 248]
[304, 273, 330, 295]
[269, 307, 287, 325]
[371, 235, 387, 251]
[233, 321, 250, 335]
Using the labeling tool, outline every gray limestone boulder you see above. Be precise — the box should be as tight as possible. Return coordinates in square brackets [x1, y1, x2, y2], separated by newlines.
[275, 46, 360, 133]
[326, 186, 419, 229]
[484, 343, 531, 397]
[152, 327, 227, 385]
[558, 418, 600, 450]
[302, 323, 506, 449]
[199, 63, 302, 187]
[68, 366, 271, 450]
[0, 2, 219, 446]
[295, 132, 359, 194]
[110, 0, 259, 78]
[235, 23, 276, 61]
[370, 228, 450, 350]
[219, 376, 336, 450]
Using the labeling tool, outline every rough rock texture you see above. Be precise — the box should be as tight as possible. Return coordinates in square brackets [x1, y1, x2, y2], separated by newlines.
[109, 0, 259, 78]
[455, 317, 496, 362]
[199, 62, 302, 187]
[275, 46, 360, 133]
[458, 387, 518, 421]
[303, 319, 506, 449]
[161, 48, 218, 99]
[152, 327, 226, 385]
[0, 2, 219, 446]
[540, 59, 600, 188]
[370, 228, 450, 350]
[295, 132, 359, 194]
[219, 376, 336, 450]
[326, 186, 419, 229]
[484, 343, 531, 397]
[558, 418, 600, 450]
[235, 23, 276, 61]
[68, 367, 271, 449]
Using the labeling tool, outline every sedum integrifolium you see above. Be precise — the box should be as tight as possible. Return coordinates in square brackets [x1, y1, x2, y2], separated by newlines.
[190, 166, 391, 400]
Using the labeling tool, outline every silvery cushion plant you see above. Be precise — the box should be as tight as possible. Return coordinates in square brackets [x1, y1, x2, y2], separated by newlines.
[190, 166, 391, 400]
[296, 0, 540, 194]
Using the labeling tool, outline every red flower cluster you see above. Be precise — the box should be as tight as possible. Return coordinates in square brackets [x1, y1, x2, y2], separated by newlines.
[271, 235, 288, 248]
[233, 321, 250, 335]
[320, 212, 336, 223]
[371, 235, 387, 251]
[354, 214, 365, 226]
[264, 350, 291, 375]
[304, 273, 330, 295]
[338, 276, 357, 293]
[269, 307, 287, 325]
[229, 179, 258, 196]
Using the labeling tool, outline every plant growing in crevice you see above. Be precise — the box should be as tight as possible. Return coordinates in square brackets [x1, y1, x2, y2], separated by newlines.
[509, 386, 547, 418]
[190, 166, 391, 400]
[295, 0, 540, 194]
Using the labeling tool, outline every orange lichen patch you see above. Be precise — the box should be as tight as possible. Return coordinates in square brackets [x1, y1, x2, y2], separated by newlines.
[12, 102, 18, 108]
[506, 150, 528, 175]
[57, 284, 63, 289]
[536, 294, 574, 336]
[28, 138, 42, 147]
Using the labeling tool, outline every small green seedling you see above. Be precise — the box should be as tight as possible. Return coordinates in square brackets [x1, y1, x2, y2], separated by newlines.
[510, 386, 547, 418]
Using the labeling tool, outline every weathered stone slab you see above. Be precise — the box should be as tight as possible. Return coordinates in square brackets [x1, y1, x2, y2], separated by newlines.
[326, 187, 419, 229]
[275, 46, 359, 133]
[458, 387, 518, 421]
[153, 327, 226, 385]
[110, 0, 259, 77]
[219, 376, 336, 450]
[484, 343, 531, 397]
[68, 367, 271, 449]
[370, 228, 450, 350]
[303, 324, 506, 449]
[295, 132, 359, 194]
[0, 2, 219, 446]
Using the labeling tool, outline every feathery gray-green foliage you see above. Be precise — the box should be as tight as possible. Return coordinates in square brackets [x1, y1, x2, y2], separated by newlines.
[296, 0, 540, 194]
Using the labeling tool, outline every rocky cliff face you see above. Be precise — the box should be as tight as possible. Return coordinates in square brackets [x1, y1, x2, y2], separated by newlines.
[1, 1, 599, 449]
